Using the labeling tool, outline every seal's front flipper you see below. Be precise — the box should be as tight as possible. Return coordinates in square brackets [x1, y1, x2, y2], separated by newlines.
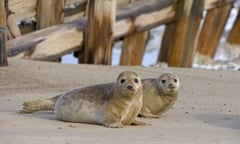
[138, 107, 160, 119]
[131, 120, 149, 126]
[138, 112, 160, 119]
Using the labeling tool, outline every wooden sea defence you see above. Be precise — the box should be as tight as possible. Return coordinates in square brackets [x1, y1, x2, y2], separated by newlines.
[0, 0, 239, 67]
[0, 0, 8, 66]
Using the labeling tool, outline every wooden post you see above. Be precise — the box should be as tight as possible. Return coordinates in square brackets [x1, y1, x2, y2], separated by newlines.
[197, 3, 233, 58]
[0, 0, 7, 66]
[157, 23, 175, 63]
[119, 0, 149, 66]
[158, 0, 202, 67]
[84, 0, 116, 64]
[5, 0, 21, 39]
[36, 0, 65, 62]
[7, 14, 21, 39]
[75, 0, 89, 64]
[227, 9, 240, 45]
[36, 0, 65, 29]
[120, 31, 149, 65]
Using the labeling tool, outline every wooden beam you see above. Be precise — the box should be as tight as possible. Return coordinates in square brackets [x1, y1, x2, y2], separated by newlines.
[66, 0, 86, 5]
[227, 9, 240, 45]
[8, 0, 166, 24]
[84, 0, 116, 65]
[8, 39, 45, 57]
[115, 0, 176, 39]
[197, 3, 232, 58]
[7, 0, 177, 61]
[0, 0, 8, 66]
[8, 20, 86, 61]
[120, 31, 149, 65]
[165, 0, 202, 67]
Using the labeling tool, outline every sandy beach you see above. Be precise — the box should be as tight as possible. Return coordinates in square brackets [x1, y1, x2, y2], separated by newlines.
[0, 59, 239, 144]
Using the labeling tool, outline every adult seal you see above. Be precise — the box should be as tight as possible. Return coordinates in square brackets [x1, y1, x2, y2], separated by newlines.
[20, 71, 145, 128]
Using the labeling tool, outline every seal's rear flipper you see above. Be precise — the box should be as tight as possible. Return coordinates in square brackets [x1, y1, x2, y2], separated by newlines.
[19, 95, 59, 114]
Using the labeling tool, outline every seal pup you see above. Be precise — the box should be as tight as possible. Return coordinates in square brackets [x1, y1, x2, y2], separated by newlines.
[139, 73, 179, 118]
[21, 71, 145, 128]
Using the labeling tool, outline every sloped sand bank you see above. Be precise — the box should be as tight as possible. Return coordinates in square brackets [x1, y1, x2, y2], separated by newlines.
[0, 59, 239, 144]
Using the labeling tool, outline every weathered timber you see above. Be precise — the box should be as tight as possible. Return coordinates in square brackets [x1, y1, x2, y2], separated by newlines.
[7, 0, 233, 24]
[19, 22, 36, 35]
[5, 0, 21, 39]
[66, 0, 86, 5]
[8, 0, 177, 61]
[117, 0, 141, 7]
[119, 0, 149, 66]
[0, 29, 7, 66]
[8, 39, 45, 57]
[74, 0, 89, 63]
[227, 9, 240, 44]
[180, 1, 202, 67]
[197, 3, 233, 58]
[64, 2, 86, 17]
[120, 31, 149, 65]
[0, 0, 8, 66]
[7, 14, 21, 39]
[76, 0, 142, 64]
[0, 0, 7, 29]
[8, 0, 37, 22]
[63, 0, 234, 23]
[115, 0, 176, 40]
[117, 0, 131, 7]
[8, 20, 86, 60]
[158, 24, 175, 63]
[164, 0, 202, 67]
[36, 0, 65, 62]
[203, 0, 234, 10]
[36, 0, 65, 29]
[84, 0, 116, 64]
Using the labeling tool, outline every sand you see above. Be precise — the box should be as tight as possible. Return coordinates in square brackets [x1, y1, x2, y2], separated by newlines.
[0, 59, 240, 144]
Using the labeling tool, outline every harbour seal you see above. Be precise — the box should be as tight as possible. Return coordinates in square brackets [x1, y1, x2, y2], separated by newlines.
[20, 73, 180, 119]
[20, 71, 145, 128]
[139, 73, 179, 118]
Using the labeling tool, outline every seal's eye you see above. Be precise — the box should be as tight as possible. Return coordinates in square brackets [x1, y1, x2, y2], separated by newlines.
[174, 79, 177, 83]
[120, 79, 125, 84]
[134, 78, 138, 83]
[162, 80, 166, 84]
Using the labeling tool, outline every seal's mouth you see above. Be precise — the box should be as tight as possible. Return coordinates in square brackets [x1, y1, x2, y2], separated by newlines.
[166, 87, 177, 94]
[125, 88, 137, 93]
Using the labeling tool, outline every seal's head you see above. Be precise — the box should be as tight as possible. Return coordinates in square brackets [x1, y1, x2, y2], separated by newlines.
[157, 73, 179, 95]
[116, 71, 142, 97]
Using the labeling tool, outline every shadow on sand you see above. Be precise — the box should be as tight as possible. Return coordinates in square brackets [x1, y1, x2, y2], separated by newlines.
[195, 113, 240, 130]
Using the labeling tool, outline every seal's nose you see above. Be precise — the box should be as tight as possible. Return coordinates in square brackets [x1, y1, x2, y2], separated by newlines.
[169, 83, 175, 88]
[127, 85, 133, 90]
